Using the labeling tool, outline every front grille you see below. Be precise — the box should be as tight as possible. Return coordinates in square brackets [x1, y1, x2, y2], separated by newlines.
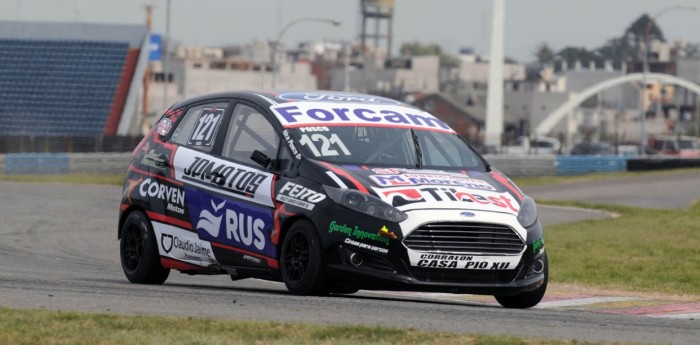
[403, 222, 524, 255]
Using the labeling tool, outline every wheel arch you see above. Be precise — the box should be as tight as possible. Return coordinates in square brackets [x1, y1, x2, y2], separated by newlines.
[276, 214, 320, 258]
[118, 205, 149, 240]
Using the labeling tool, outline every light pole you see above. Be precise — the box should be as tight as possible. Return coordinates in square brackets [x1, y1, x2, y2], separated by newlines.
[270, 17, 341, 89]
[639, 6, 695, 154]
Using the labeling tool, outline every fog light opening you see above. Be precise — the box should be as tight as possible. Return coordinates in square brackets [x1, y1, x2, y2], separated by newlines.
[349, 252, 363, 266]
[532, 259, 544, 274]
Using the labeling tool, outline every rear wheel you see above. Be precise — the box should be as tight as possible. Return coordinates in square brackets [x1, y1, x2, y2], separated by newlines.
[120, 210, 170, 284]
[494, 253, 548, 309]
[280, 220, 328, 295]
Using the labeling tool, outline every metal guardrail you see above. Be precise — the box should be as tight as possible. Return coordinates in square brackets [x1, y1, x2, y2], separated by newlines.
[2, 152, 131, 175]
[0, 153, 697, 177]
[484, 155, 557, 177]
[555, 156, 627, 175]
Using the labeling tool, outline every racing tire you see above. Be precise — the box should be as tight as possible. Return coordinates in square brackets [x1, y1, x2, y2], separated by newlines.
[280, 219, 328, 295]
[494, 252, 548, 309]
[119, 210, 170, 284]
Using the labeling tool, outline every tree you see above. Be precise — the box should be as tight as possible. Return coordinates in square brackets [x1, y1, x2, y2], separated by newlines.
[399, 41, 460, 68]
[399, 41, 442, 56]
[553, 13, 668, 66]
[535, 43, 555, 64]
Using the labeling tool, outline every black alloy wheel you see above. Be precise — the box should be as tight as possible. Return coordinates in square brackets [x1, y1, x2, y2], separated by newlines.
[119, 210, 170, 284]
[280, 220, 328, 295]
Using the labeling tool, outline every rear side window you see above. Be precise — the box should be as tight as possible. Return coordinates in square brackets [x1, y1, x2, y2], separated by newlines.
[222, 104, 280, 166]
[169, 102, 228, 152]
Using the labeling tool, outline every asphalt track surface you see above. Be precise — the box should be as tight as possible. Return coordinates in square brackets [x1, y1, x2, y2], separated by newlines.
[0, 178, 698, 344]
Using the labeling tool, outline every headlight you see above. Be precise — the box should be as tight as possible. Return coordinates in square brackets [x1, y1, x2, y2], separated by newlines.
[517, 196, 538, 228]
[323, 186, 408, 223]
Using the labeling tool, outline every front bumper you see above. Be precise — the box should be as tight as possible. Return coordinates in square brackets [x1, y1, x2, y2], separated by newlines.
[323, 208, 544, 295]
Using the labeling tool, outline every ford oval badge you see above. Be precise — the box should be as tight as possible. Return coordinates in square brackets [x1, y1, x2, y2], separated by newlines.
[460, 211, 475, 217]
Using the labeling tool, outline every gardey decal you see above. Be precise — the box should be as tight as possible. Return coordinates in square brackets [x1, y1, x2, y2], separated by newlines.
[374, 186, 520, 214]
[187, 189, 274, 257]
[369, 173, 496, 191]
[328, 221, 391, 246]
[407, 252, 521, 270]
[174, 147, 274, 207]
[151, 221, 216, 265]
[278, 92, 401, 105]
[139, 178, 185, 214]
[270, 102, 455, 133]
[276, 182, 326, 210]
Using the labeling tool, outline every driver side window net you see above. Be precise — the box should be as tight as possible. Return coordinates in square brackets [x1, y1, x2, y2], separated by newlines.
[222, 104, 279, 165]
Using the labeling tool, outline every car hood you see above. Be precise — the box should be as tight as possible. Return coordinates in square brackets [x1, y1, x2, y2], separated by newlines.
[303, 160, 525, 216]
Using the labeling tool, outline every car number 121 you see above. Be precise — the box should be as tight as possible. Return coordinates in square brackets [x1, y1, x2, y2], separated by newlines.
[188, 108, 223, 146]
[299, 133, 351, 157]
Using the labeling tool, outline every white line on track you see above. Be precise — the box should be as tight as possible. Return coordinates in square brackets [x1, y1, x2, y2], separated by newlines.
[534, 296, 642, 309]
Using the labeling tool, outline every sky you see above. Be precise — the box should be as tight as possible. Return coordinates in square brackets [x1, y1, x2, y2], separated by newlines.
[1, 0, 699, 62]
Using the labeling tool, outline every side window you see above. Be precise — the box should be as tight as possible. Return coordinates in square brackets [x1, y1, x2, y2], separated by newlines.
[169, 102, 228, 152]
[222, 104, 280, 166]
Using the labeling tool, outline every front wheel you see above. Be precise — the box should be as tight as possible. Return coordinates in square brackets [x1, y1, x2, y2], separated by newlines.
[494, 253, 548, 308]
[280, 220, 328, 295]
[119, 210, 170, 284]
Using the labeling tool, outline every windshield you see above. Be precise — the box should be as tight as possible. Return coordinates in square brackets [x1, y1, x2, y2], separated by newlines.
[289, 126, 486, 170]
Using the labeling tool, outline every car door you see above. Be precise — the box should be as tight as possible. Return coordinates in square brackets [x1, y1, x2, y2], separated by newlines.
[177, 100, 282, 270]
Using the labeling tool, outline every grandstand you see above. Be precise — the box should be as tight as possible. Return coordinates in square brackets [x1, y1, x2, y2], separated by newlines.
[0, 21, 149, 153]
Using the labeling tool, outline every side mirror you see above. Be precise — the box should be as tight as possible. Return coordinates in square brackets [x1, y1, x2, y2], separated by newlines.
[251, 150, 272, 169]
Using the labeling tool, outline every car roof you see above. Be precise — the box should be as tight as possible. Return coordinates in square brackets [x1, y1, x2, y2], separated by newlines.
[169, 90, 420, 111]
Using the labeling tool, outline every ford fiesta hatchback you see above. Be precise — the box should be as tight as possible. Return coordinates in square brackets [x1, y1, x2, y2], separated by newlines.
[118, 91, 547, 308]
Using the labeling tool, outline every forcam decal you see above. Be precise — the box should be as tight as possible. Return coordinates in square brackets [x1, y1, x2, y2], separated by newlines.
[270, 102, 455, 133]
[187, 189, 274, 257]
[174, 147, 274, 207]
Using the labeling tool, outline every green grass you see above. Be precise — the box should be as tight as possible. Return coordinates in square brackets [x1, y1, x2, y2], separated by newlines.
[513, 168, 700, 187]
[543, 200, 700, 295]
[0, 173, 124, 185]
[0, 307, 646, 345]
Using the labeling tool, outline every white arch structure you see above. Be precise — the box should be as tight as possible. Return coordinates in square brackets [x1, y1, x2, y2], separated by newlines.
[535, 73, 700, 136]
